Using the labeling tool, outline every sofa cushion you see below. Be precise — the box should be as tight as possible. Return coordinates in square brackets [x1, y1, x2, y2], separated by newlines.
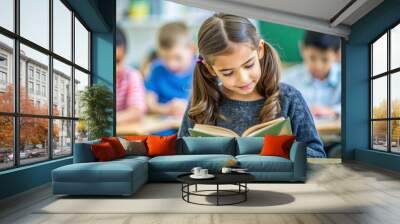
[101, 137, 127, 158]
[236, 155, 293, 172]
[236, 137, 263, 155]
[260, 135, 296, 159]
[178, 137, 236, 155]
[52, 158, 147, 183]
[118, 138, 147, 156]
[91, 142, 118, 161]
[149, 154, 235, 172]
[147, 135, 177, 157]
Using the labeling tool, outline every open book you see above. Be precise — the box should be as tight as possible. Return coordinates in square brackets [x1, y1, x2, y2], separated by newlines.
[188, 117, 292, 137]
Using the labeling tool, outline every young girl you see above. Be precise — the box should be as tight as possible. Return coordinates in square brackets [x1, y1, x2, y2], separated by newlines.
[177, 13, 325, 158]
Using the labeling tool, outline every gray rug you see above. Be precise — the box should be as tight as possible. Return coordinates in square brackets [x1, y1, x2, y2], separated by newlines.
[38, 183, 362, 214]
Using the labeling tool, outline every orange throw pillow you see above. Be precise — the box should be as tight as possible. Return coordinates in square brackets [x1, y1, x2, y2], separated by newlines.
[91, 142, 117, 162]
[260, 135, 296, 159]
[146, 134, 177, 157]
[101, 137, 126, 158]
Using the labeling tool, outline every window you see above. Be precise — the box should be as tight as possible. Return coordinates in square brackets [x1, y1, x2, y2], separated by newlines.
[36, 83, 40, 95]
[28, 67, 34, 80]
[75, 17, 89, 70]
[0, 35, 13, 113]
[35, 70, 41, 81]
[0, 0, 14, 32]
[28, 81, 34, 94]
[0, 71, 6, 85]
[0, 54, 8, 86]
[42, 85, 46, 97]
[370, 23, 400, 154]
[0, 0, 91, 170]
[0, 55, 7, 67]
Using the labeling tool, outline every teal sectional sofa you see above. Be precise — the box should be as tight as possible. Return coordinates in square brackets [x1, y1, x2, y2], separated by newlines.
[52, 137, 307, 196]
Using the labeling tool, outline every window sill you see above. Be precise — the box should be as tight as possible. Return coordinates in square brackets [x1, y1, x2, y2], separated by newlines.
[0, 156, 72, 176]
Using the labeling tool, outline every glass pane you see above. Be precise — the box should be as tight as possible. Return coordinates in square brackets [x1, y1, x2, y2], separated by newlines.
[391, 72, 400, 118]
[20, 117, 49, 165]
[53, 59, 72, 117]
[391, 120, 400, 153]
[372, 121, 388, 151]
[53, 0, 72, 60]
[20, 44, 49, 115]
[372, 33, 387, 76]
[391, 24, 400, 70]
[0, 0, 14, 31]
[372, 77, 387, 119]
[74, 18, 89, 70]
[74, 69, 89, 118]
[53, 119, 72, 157]
[0, 116, 13, 170]
[0, 35, 14, 112]
[75, 120, 88, 143]
[20, 0, 49, 49]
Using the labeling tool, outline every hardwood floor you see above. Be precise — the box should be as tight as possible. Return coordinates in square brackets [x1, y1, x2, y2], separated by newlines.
[1, 160, 400, 224]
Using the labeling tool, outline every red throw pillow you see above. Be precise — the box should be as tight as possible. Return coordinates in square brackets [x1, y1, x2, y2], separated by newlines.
[146, 134, 177, 157]
[260, 135, 296, 159]
[91, 142, 117, 161]
[101, 137, 126, 158]
[124, 135, 148, 141]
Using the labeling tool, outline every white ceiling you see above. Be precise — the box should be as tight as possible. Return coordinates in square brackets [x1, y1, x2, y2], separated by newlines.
[168, 0, 384, 38]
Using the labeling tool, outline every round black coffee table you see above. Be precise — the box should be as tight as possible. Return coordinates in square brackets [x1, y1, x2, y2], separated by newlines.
[177, 173, 255, 206]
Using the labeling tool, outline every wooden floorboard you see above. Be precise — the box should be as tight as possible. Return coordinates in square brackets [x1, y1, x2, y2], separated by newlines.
[1, 160, 400, 224]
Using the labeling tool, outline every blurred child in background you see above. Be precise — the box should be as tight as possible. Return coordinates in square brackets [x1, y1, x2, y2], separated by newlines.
[145, 21, 196, 135]
[282, 31, 341, 120]
[116, 27, 147, 125]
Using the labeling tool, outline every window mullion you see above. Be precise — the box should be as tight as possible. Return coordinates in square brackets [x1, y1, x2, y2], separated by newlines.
[13, 0, 20, 167]
[71, 10, 76, 155]
[48, 0, 53, 160]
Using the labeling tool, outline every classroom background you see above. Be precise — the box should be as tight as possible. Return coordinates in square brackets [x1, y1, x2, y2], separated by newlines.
[115, 0, 342, 158]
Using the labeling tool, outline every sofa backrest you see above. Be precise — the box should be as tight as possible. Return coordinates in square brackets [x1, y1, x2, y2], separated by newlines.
[236, 137, 264, 155]
[73, 139, 100, 163]
[177, 137, 236, 155]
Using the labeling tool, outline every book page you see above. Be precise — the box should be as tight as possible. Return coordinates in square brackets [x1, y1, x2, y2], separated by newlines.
[192, 124, 239, 137]
[241, 117, 285, 137]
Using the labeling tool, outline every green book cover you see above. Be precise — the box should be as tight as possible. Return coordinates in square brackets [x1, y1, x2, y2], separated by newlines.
[247, 118, 292, 137]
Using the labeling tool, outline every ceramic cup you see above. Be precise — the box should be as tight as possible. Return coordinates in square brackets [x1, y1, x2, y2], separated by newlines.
[221, 167, 232, 174]
[200, 169, 208, 176]
[191, 167, 202, 176]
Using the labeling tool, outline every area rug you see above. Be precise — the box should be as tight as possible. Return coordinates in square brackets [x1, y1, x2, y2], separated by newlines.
[37, 183, 362, 214]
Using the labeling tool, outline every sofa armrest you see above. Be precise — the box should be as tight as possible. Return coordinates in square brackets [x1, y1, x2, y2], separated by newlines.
[73, 140, 100, 163]
[289, 141, 307, 181]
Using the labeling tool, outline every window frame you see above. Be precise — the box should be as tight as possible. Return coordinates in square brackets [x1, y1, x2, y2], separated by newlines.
[0, 0, 92, 171]
[370, 20, 400, 154]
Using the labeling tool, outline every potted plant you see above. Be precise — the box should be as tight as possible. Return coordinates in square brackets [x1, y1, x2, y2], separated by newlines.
[79, 84, 113, 140]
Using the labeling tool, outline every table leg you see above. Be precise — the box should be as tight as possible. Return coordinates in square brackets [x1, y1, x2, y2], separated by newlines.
[217, 184, 219, 206]
[195, 184, 197, 192]
[245, 183, 247, 201]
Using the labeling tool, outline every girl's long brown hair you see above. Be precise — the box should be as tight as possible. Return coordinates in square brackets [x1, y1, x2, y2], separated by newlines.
[189, 13, 282, 124]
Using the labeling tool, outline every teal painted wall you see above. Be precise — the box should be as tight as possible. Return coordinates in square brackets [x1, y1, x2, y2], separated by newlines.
[0, 0, 116, 200]
[0, 158, 72, 199]
[344, 0, 400, 172]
